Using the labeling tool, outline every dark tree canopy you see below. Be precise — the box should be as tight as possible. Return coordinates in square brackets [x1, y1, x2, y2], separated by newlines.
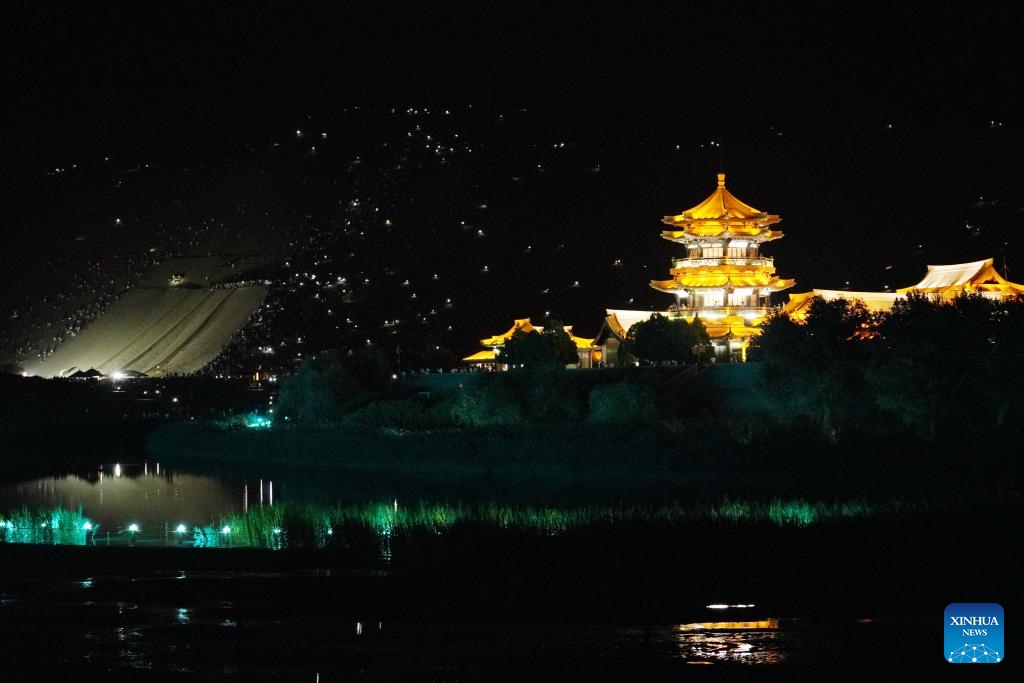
[276, 347, 393, 423]
[866, 291, 1015, 439]
[400, 344, 459, 372]
[754, 292, 1024, 443]
[754, 296, 873, 442]
[623, 314, 710, 365]
[501, 321, 579, 369]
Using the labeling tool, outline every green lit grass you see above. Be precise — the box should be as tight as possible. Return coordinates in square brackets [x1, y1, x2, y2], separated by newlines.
[708, 497, 883, 526]
[0, 495, 1002, 549]
[215, 496, 927, 550]
[0, 506, 92, 545]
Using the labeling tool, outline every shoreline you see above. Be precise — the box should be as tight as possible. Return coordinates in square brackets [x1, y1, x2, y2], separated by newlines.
[144, 417, 1021, 503]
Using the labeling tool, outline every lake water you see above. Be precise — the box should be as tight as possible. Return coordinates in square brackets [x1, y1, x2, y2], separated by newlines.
[0, 462, 278, 545]
[0, 569, 925, 680]
[0, 459, 1007, 678]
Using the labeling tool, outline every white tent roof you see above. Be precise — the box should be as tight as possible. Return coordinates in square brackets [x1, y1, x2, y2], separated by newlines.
[605, 309, 661, 337]
[910, 259, 991, 290]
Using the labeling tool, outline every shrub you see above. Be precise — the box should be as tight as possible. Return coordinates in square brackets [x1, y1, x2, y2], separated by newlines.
[451, 373, 525, 428]
[588, 381, 657, 425]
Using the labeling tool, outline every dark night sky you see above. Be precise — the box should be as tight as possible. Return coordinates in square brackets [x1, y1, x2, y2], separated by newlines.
[10, 5, 1021, 126]
[4, 4, 1023, 360]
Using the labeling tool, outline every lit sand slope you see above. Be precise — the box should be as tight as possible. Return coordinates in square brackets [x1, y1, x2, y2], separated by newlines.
[28, 257, 268, 378]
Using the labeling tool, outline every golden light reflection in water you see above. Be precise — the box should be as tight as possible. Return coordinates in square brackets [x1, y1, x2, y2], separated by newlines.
[675, 619, 783, 664]
[678, 619, 779, 631]
[0, 465, 252, 531]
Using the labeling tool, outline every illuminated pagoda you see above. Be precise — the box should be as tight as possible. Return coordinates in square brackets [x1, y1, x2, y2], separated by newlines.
[462, 318, 598, 368]
[601, 173, 794, 363]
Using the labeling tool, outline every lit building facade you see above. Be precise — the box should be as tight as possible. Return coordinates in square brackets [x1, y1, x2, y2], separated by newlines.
[462, 175, 1024, 370]
[600, 173, 794, 363]
[463, 318, 598, 368]
[782, 258, 1024, 318]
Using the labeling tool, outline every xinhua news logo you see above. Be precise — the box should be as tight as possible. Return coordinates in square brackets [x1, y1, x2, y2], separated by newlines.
[945, 603, 1003, 663]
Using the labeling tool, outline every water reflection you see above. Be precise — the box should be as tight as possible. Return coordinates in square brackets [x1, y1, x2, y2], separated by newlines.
[675, 621, 783, 664]
[0, 463, 272, 537]
[678, 619, 779, 630]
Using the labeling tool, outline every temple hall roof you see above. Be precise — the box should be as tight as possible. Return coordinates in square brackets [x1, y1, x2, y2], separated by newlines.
[897, 258, 1024, 295]
[781, 258, 1024, 320]
[479, 317, 537, 346]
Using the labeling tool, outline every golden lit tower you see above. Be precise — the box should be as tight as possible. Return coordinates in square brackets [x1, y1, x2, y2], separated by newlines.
[601, 174, 794, 362]
[597, 173, 800, 364]
[643, 173, 795, 358]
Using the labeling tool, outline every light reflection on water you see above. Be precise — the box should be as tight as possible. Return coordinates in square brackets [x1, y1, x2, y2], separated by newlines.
[20, 593, 894, 675]
[0, 463, 273, 534]
[0, 567, 907, 676]
[670, 615, 895, 665]
[675, 621, 784, 664]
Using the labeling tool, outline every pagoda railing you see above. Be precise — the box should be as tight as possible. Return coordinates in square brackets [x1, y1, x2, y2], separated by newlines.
[672, 257, 774, 269]
[666, 305, 777, 319]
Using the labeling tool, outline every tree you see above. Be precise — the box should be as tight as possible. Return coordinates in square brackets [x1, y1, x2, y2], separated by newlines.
[984, 296, 1024, 430]
[276, 347, 393, 423]
[865, 292, 997, 440]
[623, 314, 710, 365]
[275, 352, 350, 424]
[588, 381, 657, 425]
[401, 344, 459, 372]
[754, 296, 873, 442]
[343, 346, 393, 392]
[450, 372, 525, 428]
[501, 320, 579, 369]
[525, 367, 582, 422]
[543, 323, 582, 366]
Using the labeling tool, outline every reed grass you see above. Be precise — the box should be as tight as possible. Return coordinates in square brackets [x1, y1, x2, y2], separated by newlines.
[0, 494, 982, 549]
[0, 506, 91, 545]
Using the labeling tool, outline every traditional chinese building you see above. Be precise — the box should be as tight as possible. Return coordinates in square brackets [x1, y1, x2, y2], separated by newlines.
[462, 318, 598, 368]
[781, 257, 1024, 318]
[599, 173, 794, 363]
